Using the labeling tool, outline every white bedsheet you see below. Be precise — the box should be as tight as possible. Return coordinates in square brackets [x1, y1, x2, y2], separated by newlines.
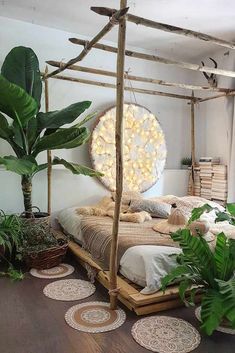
[120, 245, 181, 294]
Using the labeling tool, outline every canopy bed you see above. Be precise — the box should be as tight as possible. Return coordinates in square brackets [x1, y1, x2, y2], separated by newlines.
[44, 0, 235, 315]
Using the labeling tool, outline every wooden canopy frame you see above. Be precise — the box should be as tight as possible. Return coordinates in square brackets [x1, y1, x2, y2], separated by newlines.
[44, 1, 235, 313]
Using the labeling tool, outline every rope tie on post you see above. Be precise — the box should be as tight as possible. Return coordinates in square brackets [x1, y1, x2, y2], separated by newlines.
[83, 40, 90, 54]
[109, 14, 120, 26]
[108, 287, 121, 296]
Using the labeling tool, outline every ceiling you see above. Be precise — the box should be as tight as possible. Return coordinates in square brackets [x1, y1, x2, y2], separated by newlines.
[1, 0, 235, 60]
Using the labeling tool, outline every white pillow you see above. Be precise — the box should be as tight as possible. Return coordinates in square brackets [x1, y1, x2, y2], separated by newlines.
[57, 207, 83, 242]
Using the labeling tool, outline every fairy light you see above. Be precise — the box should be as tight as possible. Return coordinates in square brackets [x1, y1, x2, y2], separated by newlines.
[90, 104, 167, 192]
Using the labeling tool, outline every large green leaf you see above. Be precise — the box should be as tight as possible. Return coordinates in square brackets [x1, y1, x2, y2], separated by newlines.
[0, 113, 12, 140]
[0, 75, 37, 126]
[171, 229, 216, 287]
[217, 279, 235, 327]
[214, 233, 234, 280]
[32, 126, 90, 156]
[200, 289, 225, 335]
[161, 265, 192, 291]
[0, 156, 37, 175]
[52, 157, 103, 177]
[37, 101, 92, 130]
[1, 46, 42, 107]
[227, 203, 235, 216]
[188, 204, 213, 224]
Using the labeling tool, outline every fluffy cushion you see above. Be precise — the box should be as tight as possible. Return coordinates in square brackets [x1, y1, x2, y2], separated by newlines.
[129, 199, 172, 218]
[111, 191, 141, 205]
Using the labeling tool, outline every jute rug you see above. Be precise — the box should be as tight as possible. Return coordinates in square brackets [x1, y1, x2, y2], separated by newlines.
[131, 316, 201, 353]
[65, 301, 126, 333]
[30, 264, 74, 279]
[43, 279, 96, 301]
[195, 307, 235, 335]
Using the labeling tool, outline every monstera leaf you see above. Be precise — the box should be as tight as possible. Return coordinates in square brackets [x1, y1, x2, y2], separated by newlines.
[0, 75, 37, 126]
[1, 46, 42, 107]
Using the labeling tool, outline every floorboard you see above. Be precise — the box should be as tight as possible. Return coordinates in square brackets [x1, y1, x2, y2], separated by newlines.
[0, 259, 234, 353]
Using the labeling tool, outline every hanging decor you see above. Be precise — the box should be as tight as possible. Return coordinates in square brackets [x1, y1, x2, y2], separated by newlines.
[90, 103, 167, 192]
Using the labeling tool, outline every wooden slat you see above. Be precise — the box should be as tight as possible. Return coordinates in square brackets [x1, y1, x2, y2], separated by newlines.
[69, 37, 235, 78]
[91, 6, 235, 50]
[47, 60, 232, 93]
[50, 74, 197, 100]
[45, 7, 128, 79]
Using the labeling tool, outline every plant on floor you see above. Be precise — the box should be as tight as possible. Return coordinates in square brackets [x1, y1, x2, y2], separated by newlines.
[161, 205, 235, 335]
[0, 46, 102, 217]
[0, 211, 24, 280]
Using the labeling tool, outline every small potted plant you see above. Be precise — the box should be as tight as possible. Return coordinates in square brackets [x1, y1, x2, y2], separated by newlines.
[0, 210, 24, 280]
[181, 157, 192, 169]
[18, 222, 68, 270]
[161, 203, 235, 335]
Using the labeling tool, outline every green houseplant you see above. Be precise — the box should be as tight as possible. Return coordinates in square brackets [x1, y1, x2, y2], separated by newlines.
[161, 204, 235, 335]
[0, 46, 101, 217]
[0, 211, 24, 280]
[181, 157, 192, 169]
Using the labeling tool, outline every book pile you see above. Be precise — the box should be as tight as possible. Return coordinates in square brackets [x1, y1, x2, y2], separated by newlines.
[199, 157, 220, 199]
[188, 166, 200, 196]
[211, 165, 227, 205]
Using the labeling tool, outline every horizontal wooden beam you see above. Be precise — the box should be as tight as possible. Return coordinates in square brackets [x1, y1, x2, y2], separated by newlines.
[198, 91, 235, 103]
[45, 7, 128, 79]
[69, 38, 235, 78]
[47, 60, 232, 93]
[91, 6, 235, 50]
[50, 73, 198, 100]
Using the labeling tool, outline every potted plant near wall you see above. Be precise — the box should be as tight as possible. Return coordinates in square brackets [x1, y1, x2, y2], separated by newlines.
[0, 46, 102, 268]
[181, 157, 192, 169]
[161, 204, 235, 335]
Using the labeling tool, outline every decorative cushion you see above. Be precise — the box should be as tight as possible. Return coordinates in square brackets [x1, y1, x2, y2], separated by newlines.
[129, 199, 172, 218]
[111, 191, 142, 205]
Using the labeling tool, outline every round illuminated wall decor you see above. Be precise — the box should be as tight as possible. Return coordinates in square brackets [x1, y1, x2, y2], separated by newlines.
[90, 103, 167, 192]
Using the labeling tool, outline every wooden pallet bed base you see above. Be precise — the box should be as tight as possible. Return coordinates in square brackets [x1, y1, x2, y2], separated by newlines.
[68, 240, 200, 315]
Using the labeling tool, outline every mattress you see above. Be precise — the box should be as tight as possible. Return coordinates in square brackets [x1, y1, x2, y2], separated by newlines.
[57, 207, 180, 294]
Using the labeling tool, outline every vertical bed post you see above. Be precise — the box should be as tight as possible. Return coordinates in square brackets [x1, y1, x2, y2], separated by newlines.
[109, 0, 127, 310]
[190, 91, 196, 196]
[44, 66, 52, 215]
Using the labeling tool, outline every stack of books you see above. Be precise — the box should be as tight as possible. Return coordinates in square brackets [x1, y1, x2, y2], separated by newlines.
[199, 157, 220, 199]
[211, 165, 227, 205]
[188, 166, 200, 196]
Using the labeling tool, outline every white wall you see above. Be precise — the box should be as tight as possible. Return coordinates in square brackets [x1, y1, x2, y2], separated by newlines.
[0, 16, 192, 213]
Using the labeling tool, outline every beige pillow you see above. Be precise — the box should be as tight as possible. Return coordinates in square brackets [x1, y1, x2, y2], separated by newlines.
[111, 191, 142, 205]
[129, 199, 172, 218]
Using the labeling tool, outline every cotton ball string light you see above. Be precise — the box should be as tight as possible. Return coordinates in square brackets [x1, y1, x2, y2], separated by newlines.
[90, 104, 167, 192]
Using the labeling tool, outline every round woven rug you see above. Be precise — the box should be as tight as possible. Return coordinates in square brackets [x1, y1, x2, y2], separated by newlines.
[43, 279, 96, 301]
[65, 301, 126, 333]
[195, 307, 235, 335]
[30, 264, 74, 279]
[131, 316, 201, 353]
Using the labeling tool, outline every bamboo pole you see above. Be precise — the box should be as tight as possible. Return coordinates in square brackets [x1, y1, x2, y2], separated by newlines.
[47, 60, 231, 93]
[190, 91, 195, 196]
[69, 37, 235, 78]
[91, 7, 235, 50]
[198, 91, 235, 103]
[51, 74, 197, 100]
[109, 0, 127, 310]
[45, 7, 128, 79]
[44, 66, 52, 215]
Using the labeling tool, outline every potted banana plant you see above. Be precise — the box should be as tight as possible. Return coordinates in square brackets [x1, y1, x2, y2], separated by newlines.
[0, 46, 102, 218]
[161, 203, 235, 335]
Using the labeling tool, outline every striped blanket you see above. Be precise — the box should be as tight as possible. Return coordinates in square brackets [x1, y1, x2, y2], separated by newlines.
[80, 215, 178, 269]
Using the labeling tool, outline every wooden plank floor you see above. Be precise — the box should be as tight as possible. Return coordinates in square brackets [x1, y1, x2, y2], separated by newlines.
[0, 259, 234, 353]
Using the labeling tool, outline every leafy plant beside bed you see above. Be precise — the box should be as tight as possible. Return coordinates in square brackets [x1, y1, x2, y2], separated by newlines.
[181, 157, 192, 169]
[0, 46, 102, 217]
[161, 204, 235, 335]
[0, 211, 24, 280]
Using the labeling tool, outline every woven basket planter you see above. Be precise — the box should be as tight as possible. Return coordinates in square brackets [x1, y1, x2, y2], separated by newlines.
[24, 242, 68, 270]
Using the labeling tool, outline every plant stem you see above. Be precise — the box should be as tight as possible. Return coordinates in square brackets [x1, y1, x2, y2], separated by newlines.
[21, 175, 32, 217]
